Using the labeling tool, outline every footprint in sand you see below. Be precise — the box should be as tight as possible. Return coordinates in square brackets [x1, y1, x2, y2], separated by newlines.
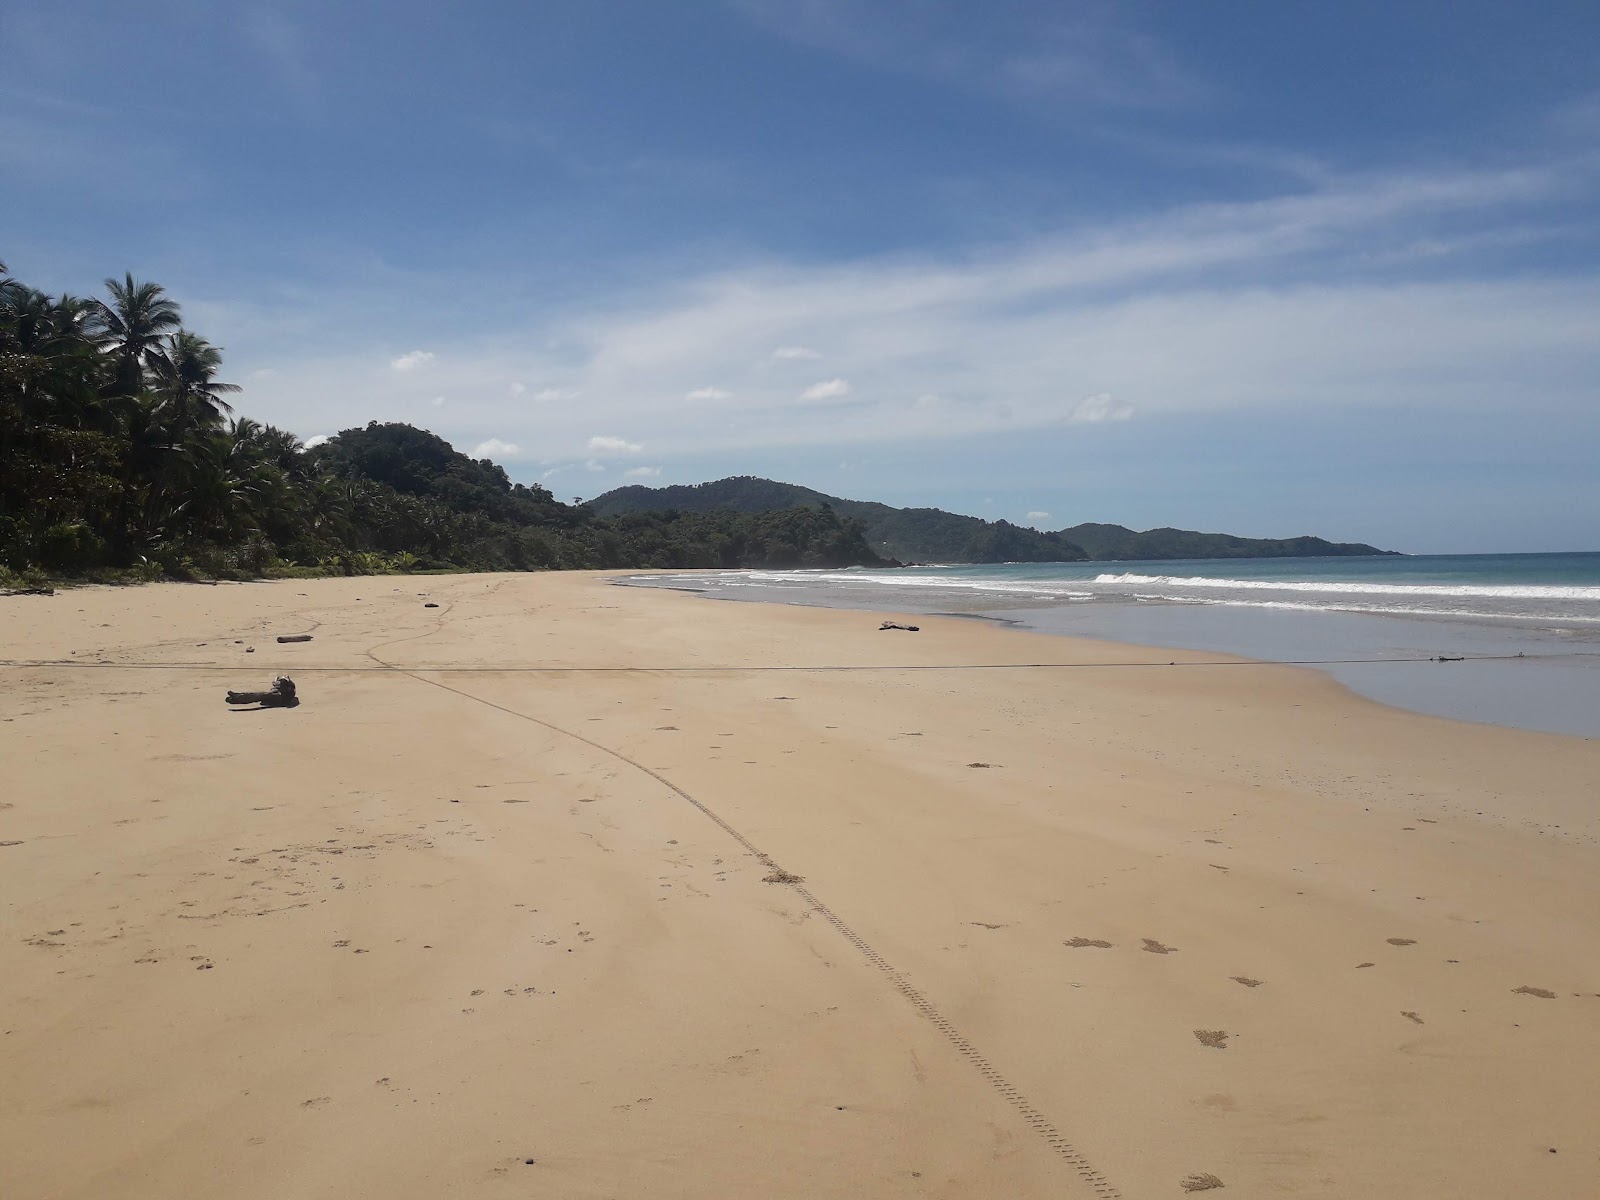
[1230, 976, 1263, 988]
[1193, 1030, 1229, 1049]
[1182, 1174, 1225, 1193]
[1065, 937, 1113, 949]
[1142, 938, 1179, 954]
[1386, 937, 1417, 946]
[1402, 1011, 1425, 1024]
[1513, 986, 1557, 999]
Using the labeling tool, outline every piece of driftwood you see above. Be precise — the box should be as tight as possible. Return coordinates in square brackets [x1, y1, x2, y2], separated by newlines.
[226, 676, 298, 707]
[879, 621, 920, 632]
[5, 587, 55, 597]
[275, 634, 313, 643]
[424, 602, 439, 608]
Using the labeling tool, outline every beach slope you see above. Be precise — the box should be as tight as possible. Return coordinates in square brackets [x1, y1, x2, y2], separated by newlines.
[2, 572, 1597, 1198]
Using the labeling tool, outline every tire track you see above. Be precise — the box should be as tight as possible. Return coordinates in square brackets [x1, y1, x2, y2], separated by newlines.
[361, 595, 1123, 1198]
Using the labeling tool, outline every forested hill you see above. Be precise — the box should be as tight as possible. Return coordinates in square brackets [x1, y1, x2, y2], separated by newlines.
[589, 477, 1395, 563]
[0, 265, 886, 582]
[587, 477, 1090, 564]
[1059, 523, 1396, 561]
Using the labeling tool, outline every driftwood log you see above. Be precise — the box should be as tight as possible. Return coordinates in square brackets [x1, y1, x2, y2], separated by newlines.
[879, 621, 920, 632]
[226, 676, 298, 707]
[275, 634, 313, 643]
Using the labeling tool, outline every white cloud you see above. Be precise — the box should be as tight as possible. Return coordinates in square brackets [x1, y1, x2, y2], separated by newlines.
[686, 386, 733, 401]
[800, 378, 851, 401]
[624, 466, 662, 479]
[584, 459, 606, 472]
[1026, 511, 1052, 523]
[250, 367, 278, 380]
[229, 156, 1599, 468]
[1068, 393, 1135, 423]
[472, 438, 522, 459]
[508, 381, 527, 396]
[772, 345, 821, 360]
[390, 350, 435, 371]
[431, 396, 445, 407]
[302, 434, 330, 449]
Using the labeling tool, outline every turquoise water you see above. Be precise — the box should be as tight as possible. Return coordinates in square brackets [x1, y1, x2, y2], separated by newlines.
[624, 553, 1600, 737]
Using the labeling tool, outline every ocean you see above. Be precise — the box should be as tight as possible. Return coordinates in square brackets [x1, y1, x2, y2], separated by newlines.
[621, 552, 1600, 738]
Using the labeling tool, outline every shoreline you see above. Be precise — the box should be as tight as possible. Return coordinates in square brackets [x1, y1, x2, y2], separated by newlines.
[4, 572, 1599, 1199]
[616, 571, 1600, 738]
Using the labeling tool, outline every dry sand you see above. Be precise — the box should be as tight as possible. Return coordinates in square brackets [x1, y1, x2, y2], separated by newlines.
[2, 571, 1598, 1199]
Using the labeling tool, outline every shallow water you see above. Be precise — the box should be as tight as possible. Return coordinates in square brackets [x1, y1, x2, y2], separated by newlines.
[621, 557, 1600, 738]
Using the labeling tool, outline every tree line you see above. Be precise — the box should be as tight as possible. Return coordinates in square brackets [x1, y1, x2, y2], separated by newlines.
[0, 263, 887, 584]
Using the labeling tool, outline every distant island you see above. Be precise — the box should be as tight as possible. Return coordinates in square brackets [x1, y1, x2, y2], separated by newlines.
[588, 477, 1396, 564]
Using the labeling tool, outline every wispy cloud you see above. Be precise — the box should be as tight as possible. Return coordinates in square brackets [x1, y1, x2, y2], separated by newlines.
[1026, 511, 1051, 524]
[624, 465, 661, 479]
[732, 0, 1205, 113]
[772, 345, 821, 360]
[472, 437, 522, 459]
[239, 155, 1598, 463]
[686, 386, 733, 401]
[1068, 393, 1133, 423]
[800, 378, 850, 401]
[391, 350, 435, 371]
[240, 7, 320, 113]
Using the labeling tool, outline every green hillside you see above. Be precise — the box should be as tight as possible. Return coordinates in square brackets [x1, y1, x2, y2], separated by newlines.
[1059, 523, 1394, 560]
[587, 477, 1089, 563]
[589, 477, 1395, 563]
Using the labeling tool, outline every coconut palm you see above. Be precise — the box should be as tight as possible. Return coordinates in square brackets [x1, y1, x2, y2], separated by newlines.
[93, 273, 182, 396]
[170, 419, 272, 541]
[148, 330, 240, 433]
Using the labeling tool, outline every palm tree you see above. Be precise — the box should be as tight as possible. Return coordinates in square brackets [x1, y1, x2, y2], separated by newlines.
[93, 273, 182, 396]
[170, 419, 271, 542]
[148, 330, 239, 433]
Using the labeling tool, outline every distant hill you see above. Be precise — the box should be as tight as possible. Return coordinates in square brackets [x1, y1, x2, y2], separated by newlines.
[587, 477, 1395, 563]
[586, 477, 1089, 564]
[1059, 522, 1396, 561]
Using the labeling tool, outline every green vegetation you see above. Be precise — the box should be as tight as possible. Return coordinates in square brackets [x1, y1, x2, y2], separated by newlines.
[0, 264, 886, 582]
[1057, 522, 1394, 560]
[590, 477, 1393, 562]
[588, 477, 1090, 563]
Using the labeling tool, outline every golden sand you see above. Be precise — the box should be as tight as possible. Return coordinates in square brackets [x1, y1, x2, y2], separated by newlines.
[3, 572, 1597, 1198]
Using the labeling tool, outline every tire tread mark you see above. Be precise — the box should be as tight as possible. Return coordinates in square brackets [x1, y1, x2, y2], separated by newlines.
[371, 644, 1121, 1199]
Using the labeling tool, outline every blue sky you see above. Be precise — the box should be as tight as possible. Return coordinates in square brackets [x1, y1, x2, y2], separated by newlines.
[4, 0, 1598, 552]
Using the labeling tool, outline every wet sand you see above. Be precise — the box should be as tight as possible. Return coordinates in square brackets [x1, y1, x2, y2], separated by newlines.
[3, 571, 1598, 1198]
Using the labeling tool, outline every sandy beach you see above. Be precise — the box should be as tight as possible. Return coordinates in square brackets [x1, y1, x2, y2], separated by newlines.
[3, 571, 1598, 1199]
